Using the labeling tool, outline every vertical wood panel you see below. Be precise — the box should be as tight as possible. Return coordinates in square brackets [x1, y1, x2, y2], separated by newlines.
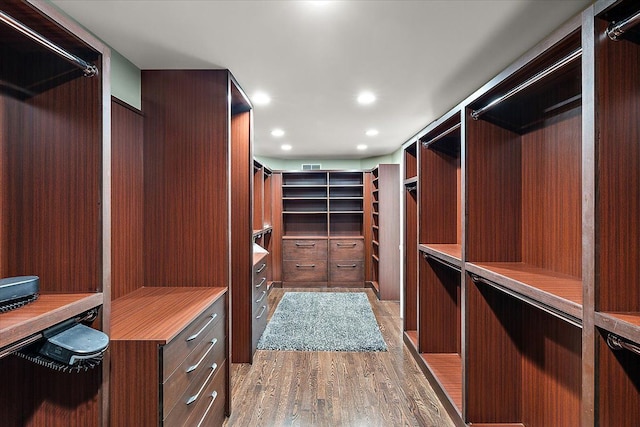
[111, 99, 143, 300]
[521, 308, 581, 426]
[521, 109, 582, 277]
[466, 279, 521, 423]
[404, 188, 418, 332]
[8, 77, 102, 293]
[465, 115, 521, 263]
[419, 146, 458, 244]
[596, 19, 640, 312]
[378, 164, 400, 300]
[142, 70, 229, 286]
[419, 256, 459, 353]
[271, 172, 283, 283]
[363, 171, 373, 282]
[597, 331, 640, 426]
[230, 108, 252, 363]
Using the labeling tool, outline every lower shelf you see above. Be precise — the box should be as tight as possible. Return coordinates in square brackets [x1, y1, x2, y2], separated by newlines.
[0, 292, 104, 350]
[420, 353, 462, 413]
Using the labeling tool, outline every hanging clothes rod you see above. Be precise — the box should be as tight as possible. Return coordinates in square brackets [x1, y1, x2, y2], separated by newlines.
[0, 10, 98, 77]
[607, 333, 640, 356]
[470, 48, 582, 121]
[422, 123, 461, 147]
[606, 9, 640, 41]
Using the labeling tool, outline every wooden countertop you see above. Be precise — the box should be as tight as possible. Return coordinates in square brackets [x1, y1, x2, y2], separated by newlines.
[110, 287, 226, 342]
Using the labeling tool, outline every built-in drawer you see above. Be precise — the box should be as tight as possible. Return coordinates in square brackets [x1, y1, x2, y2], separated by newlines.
[253, 258, 268, 282]
[329, 239, 364, 260]
[162, 316, 226, 418]
[283, 260, 328, 282]
[283, 239, 327, 260]
[164, 359, 226, 427]
[163, 296, 225, 381]
[329, 261, 364, 282]
[252, 303, 269, 351]
[253, 280, 269, 315]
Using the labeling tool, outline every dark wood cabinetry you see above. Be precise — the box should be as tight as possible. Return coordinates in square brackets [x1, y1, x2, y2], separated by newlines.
[403, 2, 640, 425]
[592, 1, 640, 425]
[279, 171, 366, 288]
[0, 1, 109, 425]
[109, 69, 247, 422]
[369, 164, 400, 300]
[110, 288, 227, 427]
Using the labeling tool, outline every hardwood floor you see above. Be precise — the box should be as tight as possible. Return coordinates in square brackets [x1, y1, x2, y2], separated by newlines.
[225, 288, 456, 426]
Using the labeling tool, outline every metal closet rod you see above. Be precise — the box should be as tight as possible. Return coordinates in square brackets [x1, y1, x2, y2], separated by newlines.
[470, 48, 582, 121]
[422, 123, 461, 147]
[607, 9, 640, 41]
[0, 10, 98, 77]
[607, 333, 640, 356]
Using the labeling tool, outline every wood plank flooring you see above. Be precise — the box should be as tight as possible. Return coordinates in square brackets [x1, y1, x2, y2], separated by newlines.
[225, 288, 456, 426]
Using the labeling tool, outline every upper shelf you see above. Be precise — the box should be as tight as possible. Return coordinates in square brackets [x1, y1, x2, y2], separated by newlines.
[468, 31, 581, 134]
[466, 262, 582, 324]
[0, 3, 100, 99]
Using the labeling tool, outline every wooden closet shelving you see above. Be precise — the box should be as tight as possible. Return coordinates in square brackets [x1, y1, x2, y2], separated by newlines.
[279, 171, 365, 288]
[465, 19, 584, 426]
[592, 0, 640, 424]
[416, 110, 463, 418]
[368, 164, 400, 301]
[0, 1, 109, 425]
[403, 142, 419, 350]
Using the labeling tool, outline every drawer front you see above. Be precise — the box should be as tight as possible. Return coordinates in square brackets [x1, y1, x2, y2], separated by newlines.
[163, 317, 226, 417]
[252, 303, 269, 352]
[282, 239, 327, 260]
[283, 260, 328, 282]
[253, 259, 268, 282]
[329, 239, 364, 261]
[253, 273, 268, 299]
[253, 282, 269, 315]
[164, 360, 227, 427]
[163, 296, 225, 381]
[329, 261, 364, 282]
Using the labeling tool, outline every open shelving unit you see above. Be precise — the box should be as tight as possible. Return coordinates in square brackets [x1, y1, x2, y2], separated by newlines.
[368, 164, 399, 300]
[416, 110, 463, 418]
[0, 1, 109, 424]
[464, 20, 583, 426]
[592, 1, 640, 424]
[280, 171, 365, 288]
[403, 142, 419, 349]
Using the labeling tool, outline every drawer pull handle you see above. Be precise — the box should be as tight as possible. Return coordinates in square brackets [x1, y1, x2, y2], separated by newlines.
[256, 305, 267, 319]
[296, 264, 315, 268]
[195, 391, 219, 427]
[256, 263, 267, 273]
[295, 242, 316, 247]
[186, 338, 218, 373]
[186, 363, 218, 405]
[187, 313, 218, 342]
[337, 242, 357, 247]
[337, 264, 357, 268]
[256, 290, 267, 303]
[255, 277, 267, 288]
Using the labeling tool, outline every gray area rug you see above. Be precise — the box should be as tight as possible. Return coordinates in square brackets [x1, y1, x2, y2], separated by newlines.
[257, 292, 387, 352]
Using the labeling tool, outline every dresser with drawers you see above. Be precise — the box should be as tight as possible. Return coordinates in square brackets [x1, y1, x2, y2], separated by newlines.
[252, 252, 270, 351]
[110, 287, 228, 426]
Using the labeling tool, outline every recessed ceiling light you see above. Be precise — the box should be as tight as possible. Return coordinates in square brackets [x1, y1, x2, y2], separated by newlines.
[252, 91, 271, 106]
[357, 91, 376, 105]
[357, 144, 368, 150]
[281, 144, 292, 151]
[271, 128, 285, 137]
[365, 129, 379, 137]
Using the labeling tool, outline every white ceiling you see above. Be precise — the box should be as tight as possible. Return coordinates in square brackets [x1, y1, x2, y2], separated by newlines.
[52, 0, 592, 160]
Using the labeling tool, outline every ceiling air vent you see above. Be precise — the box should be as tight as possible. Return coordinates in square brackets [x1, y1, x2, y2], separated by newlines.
[301, 164, 321, 170]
